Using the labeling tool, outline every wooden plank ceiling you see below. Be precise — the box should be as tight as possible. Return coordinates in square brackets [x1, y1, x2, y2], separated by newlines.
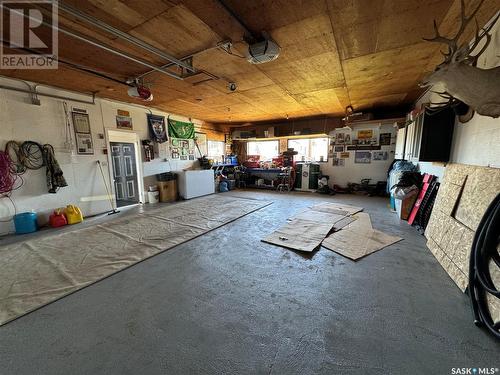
[1, 0, 499, 123]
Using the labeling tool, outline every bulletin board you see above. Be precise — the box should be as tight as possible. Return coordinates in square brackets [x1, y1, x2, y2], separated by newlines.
[72, 111, 94, 155]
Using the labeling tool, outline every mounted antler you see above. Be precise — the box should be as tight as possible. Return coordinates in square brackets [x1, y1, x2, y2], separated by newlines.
[424, 0, 485, 64]
[461, 17, 497, 66]
[421, 1, 500, 118]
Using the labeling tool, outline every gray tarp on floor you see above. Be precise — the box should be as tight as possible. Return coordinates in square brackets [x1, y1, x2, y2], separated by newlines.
[0, 195, 271, 326]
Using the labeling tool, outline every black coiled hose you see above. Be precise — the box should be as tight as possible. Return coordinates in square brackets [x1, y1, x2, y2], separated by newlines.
[468, 193, 500, 339]
[20, 141, 44, 170]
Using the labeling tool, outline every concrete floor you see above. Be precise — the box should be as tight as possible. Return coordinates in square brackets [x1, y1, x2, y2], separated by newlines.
[0, 190, 498, 374]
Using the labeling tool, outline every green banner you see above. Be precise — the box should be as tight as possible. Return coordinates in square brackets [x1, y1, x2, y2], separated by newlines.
[168, 118, 195, 139]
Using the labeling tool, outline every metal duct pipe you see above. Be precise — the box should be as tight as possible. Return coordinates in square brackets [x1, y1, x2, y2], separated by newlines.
[0, 84, 96, 105]
[57, 2, 195, 73]
[0, 5, 184, 80]
[136, 44, 223, 79]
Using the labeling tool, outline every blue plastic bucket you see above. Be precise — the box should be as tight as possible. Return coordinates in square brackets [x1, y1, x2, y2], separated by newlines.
[13, 212, 38, 234]
[390, 194, 396, 211]
[219, 181, 228, 192]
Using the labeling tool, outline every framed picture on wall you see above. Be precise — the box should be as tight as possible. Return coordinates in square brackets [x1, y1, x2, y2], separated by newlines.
[279, 138, 288, 153]
[333, 128, 352, 145]
[194, 132, 208, 156]
[75, 133, 94, 154]
[116, 115, 133, 130]
[335, 132, 345, 144]
[334, 145, 344, 152]
[357, 129, 373, 140]
[379, 133, 391, 145]
[372, 151, 388, 160]
[354, 151, 371, 163]
[332, 158, 345, 167]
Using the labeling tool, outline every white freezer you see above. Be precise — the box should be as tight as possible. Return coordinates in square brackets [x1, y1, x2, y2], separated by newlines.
[177, 169, 215, 199]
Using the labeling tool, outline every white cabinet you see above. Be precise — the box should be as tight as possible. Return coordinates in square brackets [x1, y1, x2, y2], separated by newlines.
[394, 126, 406, 159]
[404, 115, 424, 161]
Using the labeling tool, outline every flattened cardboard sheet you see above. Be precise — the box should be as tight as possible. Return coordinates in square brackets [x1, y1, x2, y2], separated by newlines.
[263, 202, 364, 253]
[310, 202, 363, 216]
[322, 213, 402, 260]
[292, 210, 347, 224]
[333, 216, 356, 231]
[262, 218, 336, 253]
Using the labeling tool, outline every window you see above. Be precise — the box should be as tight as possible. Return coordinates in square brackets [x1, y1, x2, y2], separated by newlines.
[247, 140, 279, 161]
[207, 140, 225, 162]
[288, 137, 328, 162]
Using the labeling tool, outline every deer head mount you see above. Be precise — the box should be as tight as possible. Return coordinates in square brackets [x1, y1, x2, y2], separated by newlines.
[420, 0, 500, 118]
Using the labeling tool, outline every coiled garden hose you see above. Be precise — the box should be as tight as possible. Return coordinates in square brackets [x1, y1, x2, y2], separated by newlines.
[468, 193, 500, 339]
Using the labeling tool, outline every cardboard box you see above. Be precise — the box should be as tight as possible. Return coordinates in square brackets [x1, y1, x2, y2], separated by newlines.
[395, 190, 418, 220]
[157, 180, 177, 202]
[393, 185, 419, 220]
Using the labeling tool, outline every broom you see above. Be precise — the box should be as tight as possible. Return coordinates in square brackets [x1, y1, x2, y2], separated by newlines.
[97, 160, 120, 215]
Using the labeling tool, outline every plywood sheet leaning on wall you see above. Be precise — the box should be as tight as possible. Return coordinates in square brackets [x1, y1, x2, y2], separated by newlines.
[424, 163, 500, 322]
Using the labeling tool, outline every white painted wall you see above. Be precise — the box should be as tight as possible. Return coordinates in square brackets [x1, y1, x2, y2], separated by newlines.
[417, 15, 500, 178]
[320, 122, 398, 187]
[0, 76, 208, 235]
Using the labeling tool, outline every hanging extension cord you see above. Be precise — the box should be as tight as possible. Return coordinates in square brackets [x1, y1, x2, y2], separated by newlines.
[468, 193, 500, 340]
